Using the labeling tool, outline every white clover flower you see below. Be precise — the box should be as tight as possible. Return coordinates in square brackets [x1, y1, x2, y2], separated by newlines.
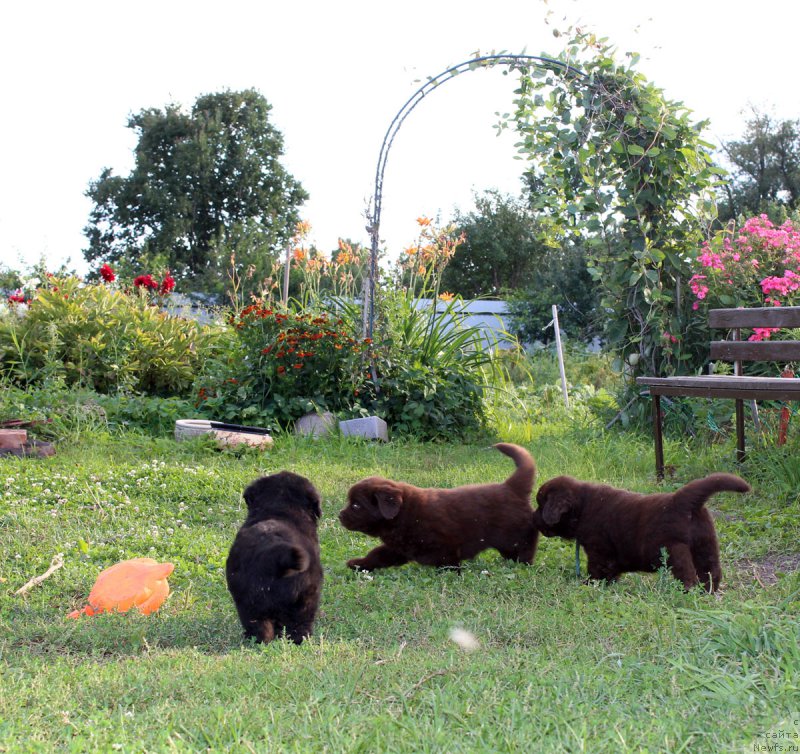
[449, 628, 480, 652]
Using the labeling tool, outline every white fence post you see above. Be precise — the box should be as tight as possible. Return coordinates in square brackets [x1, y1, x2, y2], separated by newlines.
[552, 304, 569, 409]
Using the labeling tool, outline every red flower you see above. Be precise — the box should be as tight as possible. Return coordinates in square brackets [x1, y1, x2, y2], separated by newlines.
[293, 363, 304, 369]
[159, 273, 175, 295]
[133, 274, 158, 290]
[99, 264, 116, 282]
[8, 292, 25, 304]
[277, 366, 286, 374]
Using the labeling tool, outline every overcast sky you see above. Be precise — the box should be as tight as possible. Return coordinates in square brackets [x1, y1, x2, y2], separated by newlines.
[2, 0, 797, 276]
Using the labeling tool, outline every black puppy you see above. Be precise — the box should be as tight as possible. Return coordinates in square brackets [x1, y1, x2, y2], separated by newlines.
[226, 471, 323, 644]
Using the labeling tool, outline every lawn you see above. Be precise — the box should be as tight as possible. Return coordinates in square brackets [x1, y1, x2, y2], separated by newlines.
[1, 425, 799, 753]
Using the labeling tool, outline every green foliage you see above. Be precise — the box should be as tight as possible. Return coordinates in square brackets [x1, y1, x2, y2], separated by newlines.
[718, 110, 800, 223]
[0, 264, 22, 292]
[442, 190, 553, 296]
[0, 382, 195, 439]
[97, 393, 199, 437]
[485, 346, 622, 442]
[83, 89, 308, 297]
[504, 30, 721, 376]
[362, 289, 494, 439]
[195, 218, 504, 440]
[506, 238, 601, 343]
[363, 220, 508, 440]
[0, 383, 109, 440]
[0, 275, 208, 396]
[196, 303, 369, 430]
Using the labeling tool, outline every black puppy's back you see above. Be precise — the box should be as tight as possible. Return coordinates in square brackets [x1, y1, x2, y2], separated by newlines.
[226, 471, 322, 644]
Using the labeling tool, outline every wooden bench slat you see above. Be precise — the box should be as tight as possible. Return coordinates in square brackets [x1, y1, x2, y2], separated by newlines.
[709, 306, 800, 329]
[642, 385, 800, 401]
[709, 340, 800, 361]
[636, 375, 800, 401]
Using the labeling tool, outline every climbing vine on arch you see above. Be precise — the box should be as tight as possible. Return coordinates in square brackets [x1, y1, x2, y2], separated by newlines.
[505, 27, 722, 377]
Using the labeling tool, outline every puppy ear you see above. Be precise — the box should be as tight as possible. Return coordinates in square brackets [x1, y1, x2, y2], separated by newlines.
[307, 488, 322, 519]
[242, 482, 258, 510]
[542, 491, 573, 526]
[374, 486, 402, 519]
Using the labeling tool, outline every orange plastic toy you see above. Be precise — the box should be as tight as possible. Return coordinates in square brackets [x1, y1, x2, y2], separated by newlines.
[67, 558, 174, 618]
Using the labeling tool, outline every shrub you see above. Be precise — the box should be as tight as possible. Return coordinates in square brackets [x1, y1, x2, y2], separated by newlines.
[359, 289, 492, 440]
[196, 304, 369, 429]
[690, 215, 800, 340]
[0, 383, 109, 439]
[0, 270, 208, 396]
[359, 219, 505, 440]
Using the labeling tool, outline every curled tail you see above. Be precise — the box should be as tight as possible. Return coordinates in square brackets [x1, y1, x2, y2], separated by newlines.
[673, 473, 751, 510]
[494, 443, 537, 498]
[274, 543, 310, 578]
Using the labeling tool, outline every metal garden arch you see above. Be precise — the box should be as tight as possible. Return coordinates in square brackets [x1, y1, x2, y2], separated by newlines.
[363, 53, 588, 338]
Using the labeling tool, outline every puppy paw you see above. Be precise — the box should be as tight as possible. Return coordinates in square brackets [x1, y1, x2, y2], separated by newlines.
[347, 558, 368, 571]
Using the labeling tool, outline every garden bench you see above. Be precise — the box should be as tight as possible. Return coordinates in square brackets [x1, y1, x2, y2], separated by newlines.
[636, 306, 800, 479]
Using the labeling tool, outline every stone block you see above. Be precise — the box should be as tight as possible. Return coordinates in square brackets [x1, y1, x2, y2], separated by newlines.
[338, 416, 388, 441]
[295, 411, 337, 438]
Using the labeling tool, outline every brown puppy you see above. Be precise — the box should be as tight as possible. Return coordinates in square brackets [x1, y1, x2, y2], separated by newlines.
[534, 473, 751, 591]
[226, 471, 323, 644]
[338, 443, 537, 571]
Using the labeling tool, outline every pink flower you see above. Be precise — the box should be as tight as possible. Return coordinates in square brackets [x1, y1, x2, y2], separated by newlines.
[749, 327, 779, 342]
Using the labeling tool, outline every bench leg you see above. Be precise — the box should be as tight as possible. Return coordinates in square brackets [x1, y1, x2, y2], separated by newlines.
[652, 394, 665, 480]
[735, 398, 746, 464]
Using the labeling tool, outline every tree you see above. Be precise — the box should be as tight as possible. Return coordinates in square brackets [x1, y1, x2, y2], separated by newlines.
[83, 89, 308, 296]
[717, 110, 800, 222]
[440, 191, 551, 297]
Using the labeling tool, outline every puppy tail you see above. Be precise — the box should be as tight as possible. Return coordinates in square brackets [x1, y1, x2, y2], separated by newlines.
[673, 473, 751, 510]
[257, 619, 276, 644]
[275, 544, 311, 578]
[494, 443, 537, 498]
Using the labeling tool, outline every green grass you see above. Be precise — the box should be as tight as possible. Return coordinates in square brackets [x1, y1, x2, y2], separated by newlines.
[1, 428, 799, 753]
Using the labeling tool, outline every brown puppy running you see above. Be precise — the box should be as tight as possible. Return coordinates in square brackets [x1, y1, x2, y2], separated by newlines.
[338, 443, 537, 571]
[534, 472, 751, 591]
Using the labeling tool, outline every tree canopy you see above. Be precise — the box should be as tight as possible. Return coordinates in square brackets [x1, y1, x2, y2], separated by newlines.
[718, 110, 800, 222]
[441, 191, 551, 297]
[83, 89, 308, 295]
